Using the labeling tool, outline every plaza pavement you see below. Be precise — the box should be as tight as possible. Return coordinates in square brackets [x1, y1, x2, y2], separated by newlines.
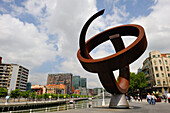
[50, 99, 170, 113]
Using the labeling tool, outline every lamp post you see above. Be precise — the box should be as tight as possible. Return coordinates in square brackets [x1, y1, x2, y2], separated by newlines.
[102, 88, 105, 106]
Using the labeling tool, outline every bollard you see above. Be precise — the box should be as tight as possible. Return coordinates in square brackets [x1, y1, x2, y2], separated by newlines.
[75, 104, 77, 109]
[30, 109, 32, 113]
[46, 107, 48, 112]
[82, 104, 83, 108]
[57, 106, 59, 111]
[67, 105, 69, 110]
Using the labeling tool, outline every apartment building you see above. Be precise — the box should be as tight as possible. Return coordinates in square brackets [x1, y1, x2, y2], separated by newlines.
[46, 84, 66, 95]
[0, 63, 29, 94]
[31, 85, 46, 95]
[47, 73, 72, 94]
[142, 51, 170, 94]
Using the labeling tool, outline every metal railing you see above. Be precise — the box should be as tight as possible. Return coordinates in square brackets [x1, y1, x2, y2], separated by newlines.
[3, 99, 110, 113]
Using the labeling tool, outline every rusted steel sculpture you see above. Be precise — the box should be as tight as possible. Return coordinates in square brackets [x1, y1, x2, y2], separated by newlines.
[77, 9, 147, 96]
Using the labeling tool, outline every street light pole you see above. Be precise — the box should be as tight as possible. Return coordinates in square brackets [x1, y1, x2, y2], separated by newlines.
[102, 88, 105, 106]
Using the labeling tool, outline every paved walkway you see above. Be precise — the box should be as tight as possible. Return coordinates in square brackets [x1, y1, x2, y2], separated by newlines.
[50, 101, 170, 113]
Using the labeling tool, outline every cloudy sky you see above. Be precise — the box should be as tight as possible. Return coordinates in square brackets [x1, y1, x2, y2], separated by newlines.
[0, 0, 170, 88]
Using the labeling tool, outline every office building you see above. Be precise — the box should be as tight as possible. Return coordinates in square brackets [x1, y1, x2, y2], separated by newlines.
[92, 88, 102, 96]
[80, 78, 86, 88]
[26, 82, 31, 91]
[47, 73, 72, 94]
[0, 63, 29, 94]
[88, 89, 93, 96]
[142, 51, 170, 94]
[72, 75, 80, 89]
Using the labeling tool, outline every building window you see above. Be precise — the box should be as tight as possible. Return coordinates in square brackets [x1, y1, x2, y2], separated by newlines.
[166, 66, 169, 71]
[156, 73, 159, 77]
[158, 55, 160, 57]
[155, 66, 158, 71]
[160, 66, 163, 71]
[157, 80, 160, 85]
[159, 60, 161, 64]
[153, 55, 156, 58]
[165, 60, 168, 65]
[168, 73, 170, 77]
[162, 73, 164, 77]
[154, 60, 156, 65]
[163, 81, 165, 85]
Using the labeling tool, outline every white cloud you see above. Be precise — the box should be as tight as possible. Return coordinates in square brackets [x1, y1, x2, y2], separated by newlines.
[2, 0, 169, 89]
[37, 0, 130, 88]
[0, 14, 57, 69]
[28, 72, 48, 85]
[130, 0, 170, 72]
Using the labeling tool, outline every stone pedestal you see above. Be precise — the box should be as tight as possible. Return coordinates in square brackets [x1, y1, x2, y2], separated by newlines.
[109, 94, 129, 108]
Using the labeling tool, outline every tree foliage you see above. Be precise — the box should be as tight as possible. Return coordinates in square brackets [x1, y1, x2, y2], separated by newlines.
[10, 89, 21, 101]
[128, 72, 147, 94]
[10, 89, 21, 98]
[37, 94, 43, 100]
[0, 87, 8, 97]
[43, 93, 49, 100]
[21, 90, 30, 99]
[30, 92, 36, 99]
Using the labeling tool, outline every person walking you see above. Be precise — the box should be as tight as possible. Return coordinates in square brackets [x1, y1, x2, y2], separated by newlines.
[151, 93, 156, 105]
[146, 93, 151, 104]
[138, 96, 140, 101]
[140, 96, 143, 102]
[163, 94, 167, 103]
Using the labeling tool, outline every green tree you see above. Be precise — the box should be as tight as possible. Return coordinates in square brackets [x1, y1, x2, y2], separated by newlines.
[59, 94, 64, 98]
[0, 87, 8, 97]
[10, 89, 21, 102]
[53, 94, 58, 100]
[64, 94, 70, 98]
[43, 93, 49, 100]
[128, 72, 147, 95]
[31, 92, 36, 100]
[37, 94, 43, 100]
[21, 90, 30, 100]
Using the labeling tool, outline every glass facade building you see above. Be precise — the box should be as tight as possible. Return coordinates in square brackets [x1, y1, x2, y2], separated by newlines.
[72, 75, 80, 90]
[80, 78, 86, 88]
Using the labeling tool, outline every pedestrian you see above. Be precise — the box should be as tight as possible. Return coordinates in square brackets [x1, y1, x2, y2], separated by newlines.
[151, 93, 156, 105]
[135, 96, 137, 101]
[140, 96, 143, 102]
[88, 100, 92, 108]
[126, 96, 128, 100]
[146, 93, 151, 104]
[138, 96, 140, 101]
[163, 94, 167, 103]
[128, 95, 131, 102]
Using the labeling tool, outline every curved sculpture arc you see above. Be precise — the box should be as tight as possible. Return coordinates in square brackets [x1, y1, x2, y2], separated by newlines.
[77, 9, 147, 94]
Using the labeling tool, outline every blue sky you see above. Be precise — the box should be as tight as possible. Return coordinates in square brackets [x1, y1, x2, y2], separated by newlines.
[0, 0, 170, 88]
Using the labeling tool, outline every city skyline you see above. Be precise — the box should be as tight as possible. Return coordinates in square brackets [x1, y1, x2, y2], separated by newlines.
[0, 0, 170, 88]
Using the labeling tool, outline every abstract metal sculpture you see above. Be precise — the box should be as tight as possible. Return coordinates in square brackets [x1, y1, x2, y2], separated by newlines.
[77, 9, 147, 108]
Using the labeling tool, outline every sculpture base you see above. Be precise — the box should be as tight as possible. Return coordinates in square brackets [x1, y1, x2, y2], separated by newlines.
[109, 94, 129, 109]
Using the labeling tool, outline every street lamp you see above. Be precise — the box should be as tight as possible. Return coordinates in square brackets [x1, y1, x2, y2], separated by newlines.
[102, 88, 105, 106]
